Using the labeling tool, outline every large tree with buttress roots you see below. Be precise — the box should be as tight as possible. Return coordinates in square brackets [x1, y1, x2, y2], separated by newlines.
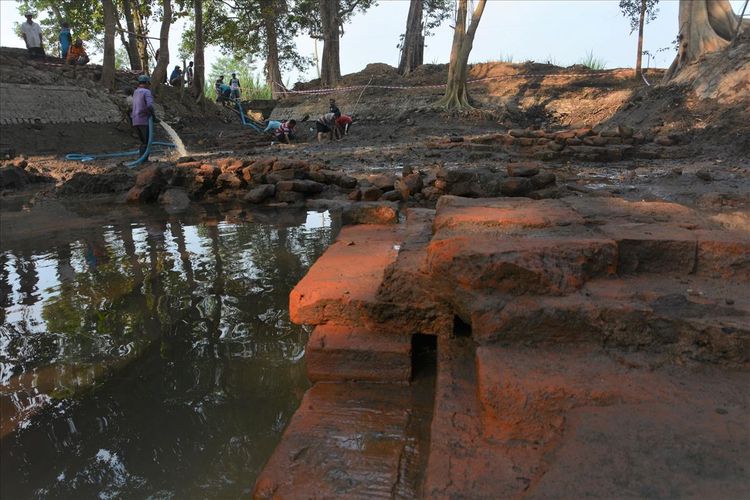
[437, 0, 487, 110]
[664, 0, 749, 81]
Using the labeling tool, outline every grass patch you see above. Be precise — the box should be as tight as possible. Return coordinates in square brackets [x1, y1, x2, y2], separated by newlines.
[542, 54, 559, 66]
[204, 74, 272, 101]
[578, 50, 607, 70]
[203, 55, 273, 101]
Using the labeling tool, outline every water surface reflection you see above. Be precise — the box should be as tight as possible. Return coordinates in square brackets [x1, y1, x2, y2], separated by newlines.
[1, 203, 336, 498]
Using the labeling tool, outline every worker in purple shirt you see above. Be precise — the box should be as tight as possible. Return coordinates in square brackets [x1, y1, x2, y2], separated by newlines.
[131, 75, 156, 161]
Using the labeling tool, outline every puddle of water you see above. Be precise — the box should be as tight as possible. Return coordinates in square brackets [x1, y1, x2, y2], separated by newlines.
[0, 204, 337, 498]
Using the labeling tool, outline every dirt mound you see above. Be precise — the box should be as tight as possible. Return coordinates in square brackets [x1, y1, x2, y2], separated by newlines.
[276, 61, 653, 132]
[0, 47, 234, 122]
[0, 47, 246, 155]
[604, 34, 750, 156]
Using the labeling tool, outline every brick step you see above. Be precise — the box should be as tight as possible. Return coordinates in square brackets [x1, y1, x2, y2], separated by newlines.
[253, 382, 421, 499]
[306, 325, 412, 383]
[425, 198, 748, 305]
[289, 224, 404, 328]
[600, 223, 750, 278]
[377, 208, 453, 336]
[469, 275, 749, 364]
[424, 336, 518, 498]
[425, 232, 618, 296]
[427, 197, 614, 300]
[565, 197, 750, 279]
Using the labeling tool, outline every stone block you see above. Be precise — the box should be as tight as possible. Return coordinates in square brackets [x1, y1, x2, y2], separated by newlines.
[500, 177, 533, 196]
[342, 202, 399, 226]
[506, 162, 541, 177]
[306, 325, 411, 383]
[601, 223, 698, 274]
[243, 184, 275, 204]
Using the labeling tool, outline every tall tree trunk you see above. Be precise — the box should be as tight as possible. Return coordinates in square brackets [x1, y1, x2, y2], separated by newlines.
[261, 1, 285, 99]
[398, 0, 424, 76]
[437, 0, 487, 110]
[635, 0, 646, 79]
[664, 0, 749, 81]
[115, 15, 133, 67]
[132, 1, 150, 73]
[122, 0, 143, 71]
[319, 0, 341, 87]
[151, 0, 172, 92]
[101, 0, 116, 89]
[193, 0, 205, 103]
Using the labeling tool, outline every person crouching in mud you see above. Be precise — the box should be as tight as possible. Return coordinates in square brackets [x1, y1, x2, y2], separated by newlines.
[131, 75, 156, 162]
[316, 111, 340, 143]
[274, 120, 296, 144]
[335, 114, 353, 140]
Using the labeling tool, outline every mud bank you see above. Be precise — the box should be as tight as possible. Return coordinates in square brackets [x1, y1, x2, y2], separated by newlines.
[254, 195, 750, 497]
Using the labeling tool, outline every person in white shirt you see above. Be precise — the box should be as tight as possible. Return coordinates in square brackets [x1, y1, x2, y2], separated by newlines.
[229, 73, 241, 99]
[20, 12, 45, 59]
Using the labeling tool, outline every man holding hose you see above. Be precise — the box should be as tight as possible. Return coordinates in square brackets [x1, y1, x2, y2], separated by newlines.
[132, 75, 157, 162]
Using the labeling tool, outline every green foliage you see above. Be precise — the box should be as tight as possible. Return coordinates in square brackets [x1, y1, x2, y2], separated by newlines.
[423, 0, 453, 35]
[578, 50, 607, 70]
[296, 0, 378, 39]
[619, 0, 659, 33]
[115, 45, 130, 70]
[203, 55, 272, 100]
[182, 0, 312, 80]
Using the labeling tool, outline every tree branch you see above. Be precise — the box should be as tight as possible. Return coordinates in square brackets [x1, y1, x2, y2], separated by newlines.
[466, 0, 487, 39]
[338, 0, 364, 20]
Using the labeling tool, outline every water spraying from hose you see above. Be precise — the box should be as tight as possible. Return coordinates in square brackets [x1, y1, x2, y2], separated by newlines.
[158, 121, 188, 157]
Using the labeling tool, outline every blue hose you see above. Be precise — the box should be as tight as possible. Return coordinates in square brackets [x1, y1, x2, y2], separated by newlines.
[65, 116, 175, 167]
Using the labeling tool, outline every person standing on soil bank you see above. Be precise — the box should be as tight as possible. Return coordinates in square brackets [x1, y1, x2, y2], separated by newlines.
[59, 22, 72, 60]
[186, 61, 194, 87]
[329, 98, 341, 115]
[66, 39, 89, 65]
[316, 111, 340, 143]
[21, 12, 45, 59]
[215, 75, 224, 98]
[169, 65, 183, 86]
[132, 75, 156, 162]
[230, 73, 241, 99]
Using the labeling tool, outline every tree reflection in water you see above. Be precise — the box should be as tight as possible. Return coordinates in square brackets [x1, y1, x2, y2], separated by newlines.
[0, 206, 337, 498]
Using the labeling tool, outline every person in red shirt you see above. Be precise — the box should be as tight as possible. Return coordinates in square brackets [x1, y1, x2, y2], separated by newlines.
[335, 114, 353, 140]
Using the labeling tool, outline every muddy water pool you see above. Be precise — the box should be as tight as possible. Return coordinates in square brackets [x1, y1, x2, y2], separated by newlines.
[0, 197, 337, 498]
